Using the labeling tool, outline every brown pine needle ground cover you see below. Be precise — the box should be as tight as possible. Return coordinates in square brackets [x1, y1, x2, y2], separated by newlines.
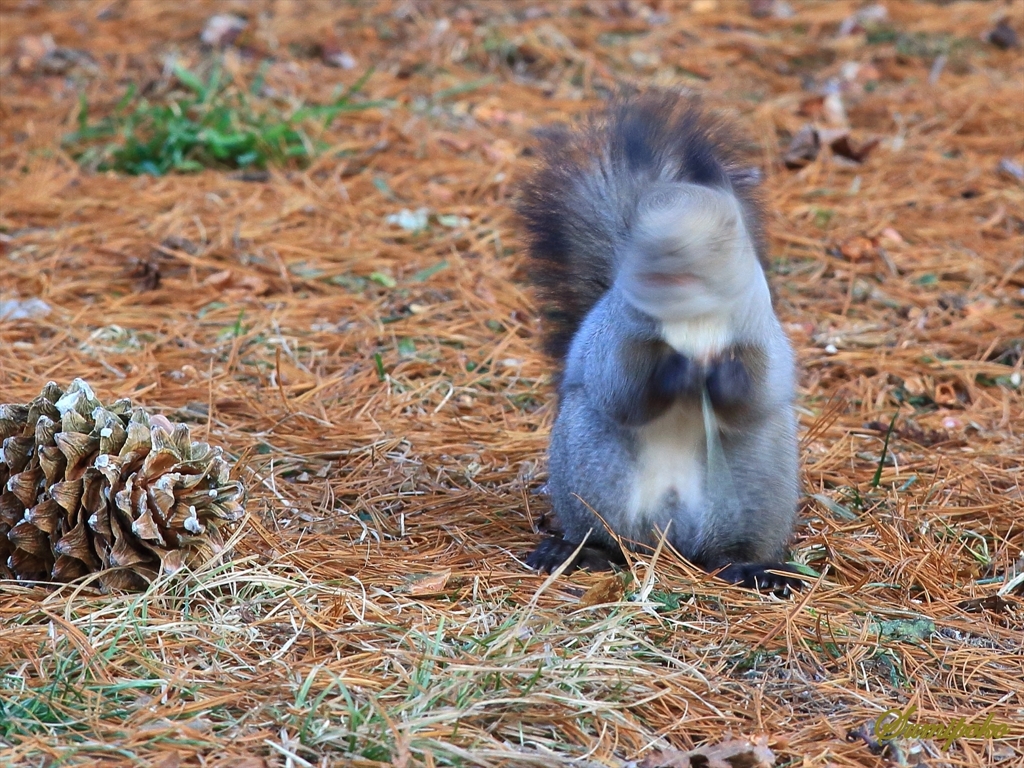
[1, 1, 1022, 766]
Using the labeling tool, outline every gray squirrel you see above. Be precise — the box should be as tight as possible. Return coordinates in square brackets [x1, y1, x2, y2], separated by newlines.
[516, 91, 802, 592]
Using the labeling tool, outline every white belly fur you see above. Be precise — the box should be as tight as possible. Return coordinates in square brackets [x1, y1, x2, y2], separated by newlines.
[628, 404, 705, 529]
[661, 314, 732, 361]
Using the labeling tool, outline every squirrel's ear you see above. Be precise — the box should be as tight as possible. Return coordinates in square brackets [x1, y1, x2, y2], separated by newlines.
[727, 166, 763, 189]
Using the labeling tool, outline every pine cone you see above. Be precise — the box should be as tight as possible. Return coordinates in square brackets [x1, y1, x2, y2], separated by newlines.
[1, 379, 245, 590]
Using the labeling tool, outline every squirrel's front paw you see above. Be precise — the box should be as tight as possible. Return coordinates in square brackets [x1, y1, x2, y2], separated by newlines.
[705, 355, 751, 407]
[652, 352, 701, 401]
[714, 562, 805, 595]
[526, 536, 621, 574]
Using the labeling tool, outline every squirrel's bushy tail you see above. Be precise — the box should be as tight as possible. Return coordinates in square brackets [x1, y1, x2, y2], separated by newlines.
[516, 90, 766, 361]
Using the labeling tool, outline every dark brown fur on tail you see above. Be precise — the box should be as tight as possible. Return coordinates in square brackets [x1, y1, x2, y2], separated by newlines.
[516, 91, 768, 363]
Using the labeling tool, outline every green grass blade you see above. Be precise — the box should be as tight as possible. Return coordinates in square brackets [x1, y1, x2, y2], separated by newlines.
[173, 64, 207, 98]
[872, 408, 900, 488]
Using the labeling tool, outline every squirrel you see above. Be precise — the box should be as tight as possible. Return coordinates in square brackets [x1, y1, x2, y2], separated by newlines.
[516, 91, 802, 592]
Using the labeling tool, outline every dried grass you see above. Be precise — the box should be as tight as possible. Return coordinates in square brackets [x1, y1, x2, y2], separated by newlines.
[1, 1, 1021, 766]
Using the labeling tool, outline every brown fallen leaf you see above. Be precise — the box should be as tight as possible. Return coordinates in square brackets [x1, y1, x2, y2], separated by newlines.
[828, 133, 880, 163]
[839, 236, 876, 262]
[203, 269, 270, 296]
[785, 124, 879, 169]
[579, 573, 625, 607]
[639, 736, 775, 768]
[401, 569, 452, 595]
[783, 125, 820, 169]
[957, 595, 1012, 613]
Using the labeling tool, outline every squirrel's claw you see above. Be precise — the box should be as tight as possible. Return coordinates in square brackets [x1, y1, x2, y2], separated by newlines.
[713, 561, 805, 595]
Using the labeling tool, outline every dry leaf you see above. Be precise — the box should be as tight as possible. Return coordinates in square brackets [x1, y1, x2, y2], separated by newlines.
[639, 736, 775, 768]
[933, 381, 960, 407]
[785, 124, 878, 169]
[783, 125, 820, 169]
[839, 236, 876, 262]
[579, 573, 625, 607]
[828, 133, 879, 163]
[402, 569, 452, 595]
[203, 269, 270, 296]
[957, 595, 1012, 613]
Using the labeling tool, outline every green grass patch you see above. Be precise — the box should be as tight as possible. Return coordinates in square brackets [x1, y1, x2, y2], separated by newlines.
[63, 61, 386, 175]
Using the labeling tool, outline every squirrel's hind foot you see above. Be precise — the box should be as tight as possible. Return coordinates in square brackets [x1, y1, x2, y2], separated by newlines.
[526, 536, 624, 574]
[713, 562, 805, 595]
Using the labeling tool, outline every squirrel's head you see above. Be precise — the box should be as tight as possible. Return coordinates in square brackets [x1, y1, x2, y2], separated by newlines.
[618, 182, 766, 321]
